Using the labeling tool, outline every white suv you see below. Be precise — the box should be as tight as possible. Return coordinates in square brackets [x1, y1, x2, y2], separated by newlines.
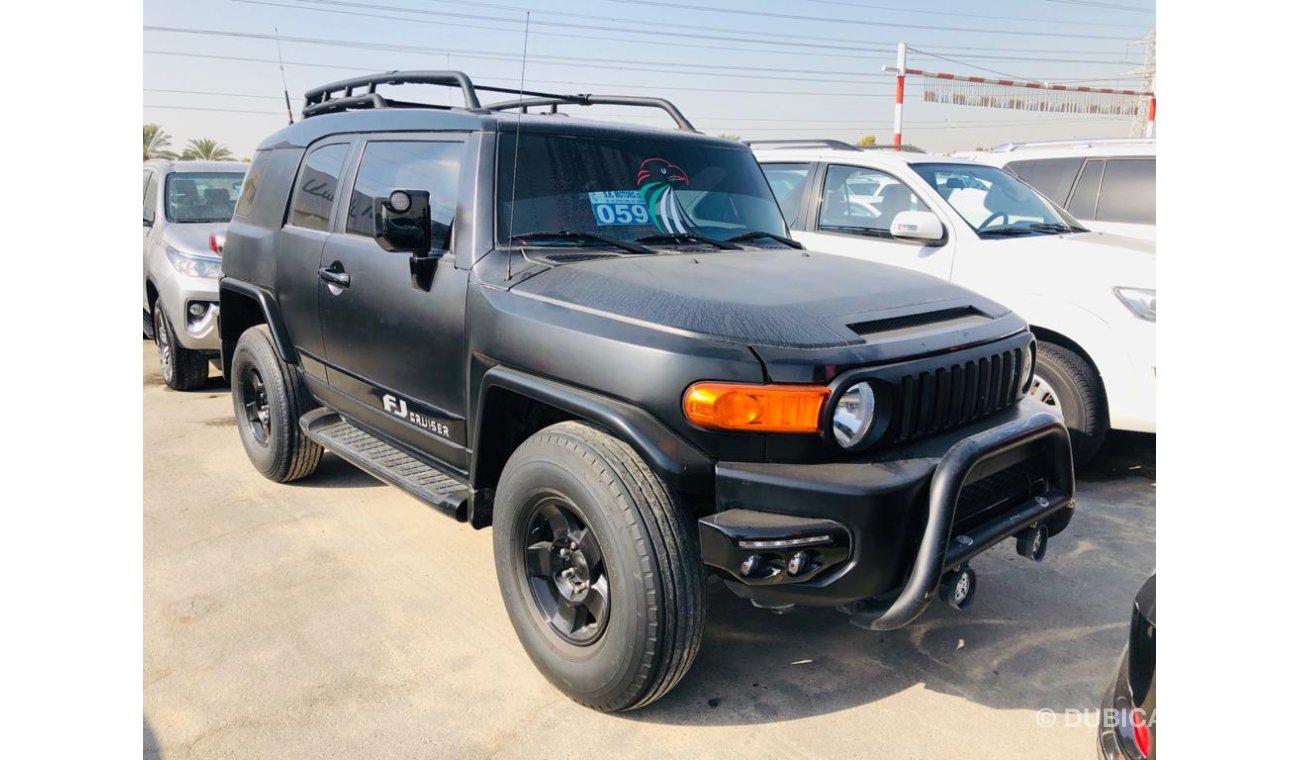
[958, 138, 1155, 242]
[753, 140, 1154, 464]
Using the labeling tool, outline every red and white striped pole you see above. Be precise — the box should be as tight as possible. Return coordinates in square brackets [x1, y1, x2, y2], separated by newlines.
[893, 43, 907, 150]
[1145, 75, 1156, 137]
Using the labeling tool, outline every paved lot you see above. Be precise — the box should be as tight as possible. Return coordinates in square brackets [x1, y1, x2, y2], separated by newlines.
[143, 342, 1155, 759]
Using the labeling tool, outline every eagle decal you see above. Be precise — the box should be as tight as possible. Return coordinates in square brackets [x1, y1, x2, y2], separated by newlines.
[636, 158, 690, 234]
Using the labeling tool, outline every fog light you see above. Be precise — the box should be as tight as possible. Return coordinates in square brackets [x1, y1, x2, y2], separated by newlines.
[739, 555, 761, 577]
[188, 303, 206, 318]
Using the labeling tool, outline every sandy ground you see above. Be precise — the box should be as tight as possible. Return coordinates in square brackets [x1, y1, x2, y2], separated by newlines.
[143, 342, 1155, 759]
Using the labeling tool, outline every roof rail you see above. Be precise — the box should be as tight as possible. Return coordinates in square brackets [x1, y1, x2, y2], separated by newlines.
[990, 137, 1156, 152]
[303, 70, 485, 118]
[744, 139, 861, 151]
[484, 95, 698, 133]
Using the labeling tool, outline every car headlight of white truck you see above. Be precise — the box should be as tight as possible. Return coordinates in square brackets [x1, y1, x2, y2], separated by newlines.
[165, 246, 223, 279]
[1114, 287, 1155, 322]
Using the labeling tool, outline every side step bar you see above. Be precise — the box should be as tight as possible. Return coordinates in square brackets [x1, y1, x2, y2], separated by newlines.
[300, 408, 470, 520]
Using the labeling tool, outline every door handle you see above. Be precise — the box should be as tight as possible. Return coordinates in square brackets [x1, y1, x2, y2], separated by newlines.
[318, 265, 350, 288]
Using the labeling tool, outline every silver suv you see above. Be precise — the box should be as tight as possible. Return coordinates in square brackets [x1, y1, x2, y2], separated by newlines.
[143, 159, 248, 389]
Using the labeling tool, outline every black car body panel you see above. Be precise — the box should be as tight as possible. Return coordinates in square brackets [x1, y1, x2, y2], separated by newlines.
[219, 73, 1074, 626]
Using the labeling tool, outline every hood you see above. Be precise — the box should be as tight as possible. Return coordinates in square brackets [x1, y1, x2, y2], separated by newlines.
[1009, 231, 1156, 290]
[161, 222, 225, 258]
[511, 248, 1017, 353]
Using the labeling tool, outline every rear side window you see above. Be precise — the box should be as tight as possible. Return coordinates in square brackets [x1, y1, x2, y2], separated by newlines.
[234, 151, 269, 219]
[760, 162, 811, 223]
[290, 143, 349, 231]
[1066, 159, 1103, 220]
[1096, 158, 1156, 224]
[345, 140, 464, 247]
[1004, 157, 1083, 207]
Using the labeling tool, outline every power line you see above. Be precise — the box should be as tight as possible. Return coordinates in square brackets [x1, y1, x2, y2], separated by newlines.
[1039, 0, 1155, 12]
[800, 0, 1150, 28]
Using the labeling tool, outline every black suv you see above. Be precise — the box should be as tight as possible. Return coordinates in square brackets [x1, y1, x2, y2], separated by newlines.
[219, 71, 1076, 712]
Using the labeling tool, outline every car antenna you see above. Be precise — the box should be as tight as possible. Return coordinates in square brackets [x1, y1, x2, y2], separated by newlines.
[506, 11, 530, 282]
[274, 27, 294, 125]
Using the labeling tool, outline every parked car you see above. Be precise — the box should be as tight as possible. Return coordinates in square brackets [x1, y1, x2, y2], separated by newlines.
[219, 71, 1076, 712]
[752, 141, 1154, 463]
[958, 138, 1156, 242]
[143, 159, 249, 389]
[1098, 574, 1156, 759]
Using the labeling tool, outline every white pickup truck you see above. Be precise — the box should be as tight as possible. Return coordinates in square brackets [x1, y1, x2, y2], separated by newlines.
[753, 140, 1154, 464]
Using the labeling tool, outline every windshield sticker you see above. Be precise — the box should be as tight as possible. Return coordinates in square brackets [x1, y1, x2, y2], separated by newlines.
[636, 158, 690, 234]
[587, 191, 651, 226]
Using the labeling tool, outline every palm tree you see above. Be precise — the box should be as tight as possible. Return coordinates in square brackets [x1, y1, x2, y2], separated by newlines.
[180, 138, 235, 161]
[144, 123, 177, 160]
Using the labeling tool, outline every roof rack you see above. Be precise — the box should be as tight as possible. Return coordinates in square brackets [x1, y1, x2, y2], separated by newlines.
[744, 139, 861, 151]
[990, 137, 1156, 152]
[484, 95, 698, 133]
[301, 70, 699, 132]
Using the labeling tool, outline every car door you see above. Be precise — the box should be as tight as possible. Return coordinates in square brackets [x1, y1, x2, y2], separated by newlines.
[793, 163, 955, 281]
[317, 135, 472, 472]
[276, 138, 354, 384]
[143, 169, 159, 306]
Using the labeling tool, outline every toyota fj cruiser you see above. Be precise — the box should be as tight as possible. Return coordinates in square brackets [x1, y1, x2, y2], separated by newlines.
[219, 71, 1076, 712]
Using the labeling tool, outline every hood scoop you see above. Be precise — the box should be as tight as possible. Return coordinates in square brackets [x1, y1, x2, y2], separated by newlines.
[848, 307, 989, 341]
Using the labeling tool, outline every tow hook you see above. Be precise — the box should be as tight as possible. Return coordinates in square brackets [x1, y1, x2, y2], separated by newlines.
[1015, 523, 1050, 562]
[939, 563, 977, 611]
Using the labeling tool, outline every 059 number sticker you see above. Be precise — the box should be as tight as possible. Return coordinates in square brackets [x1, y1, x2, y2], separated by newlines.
[588, 191, 651, 226]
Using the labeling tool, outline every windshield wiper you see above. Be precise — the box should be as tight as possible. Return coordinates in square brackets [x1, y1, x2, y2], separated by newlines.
[510, 230, 653, 255]
[979, 226, 1035, 236]
[1027, 222, 1083, 234]
[634, 232, 742, 250]
[726, 230, 804, 249]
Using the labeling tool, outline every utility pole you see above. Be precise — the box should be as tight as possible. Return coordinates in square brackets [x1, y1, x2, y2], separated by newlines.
[1130, 32, 1156, 137]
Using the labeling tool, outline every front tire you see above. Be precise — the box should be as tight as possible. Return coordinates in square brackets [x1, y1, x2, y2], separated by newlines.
[153, 299, 208, 391]
[493, 421, 706, 712]
[229, 325, 322, 483]
[1029, 342, 1107, 466]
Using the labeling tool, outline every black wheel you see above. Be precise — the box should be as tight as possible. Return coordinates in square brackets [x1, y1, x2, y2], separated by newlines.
[153, 299, 208, 391]
[229, 325, 322, 483]
[493, 421, 706, 712]
[940, 564, 977, 611]
[1015, 524, 1049, 562]
[1028, 342, 1107, 466]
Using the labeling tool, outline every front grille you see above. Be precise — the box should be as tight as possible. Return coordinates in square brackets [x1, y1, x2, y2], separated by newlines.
[954, 459, 1048, 531]
[890, 346, 1025, 444]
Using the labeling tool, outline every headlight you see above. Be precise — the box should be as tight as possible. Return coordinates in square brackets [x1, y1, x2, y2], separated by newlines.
[165, 247, 222, 279]
[1114, 287, 1155, 321]
[831, 381, 876, 449]
[1019, 341, 1036, 393]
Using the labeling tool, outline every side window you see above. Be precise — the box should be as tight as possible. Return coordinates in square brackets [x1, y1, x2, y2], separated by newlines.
[345, 140, 464, 248]
[1005, 158, 1084, 207]
[290, 142, 349, 231]
[1096, 158, 1156, 224]
[818, 164, 929, 236]
[1066, 159, 1103, 220]
[143, 173, 159, 223]
[234, 151, 268, 220]
[759, 162, 811, 223]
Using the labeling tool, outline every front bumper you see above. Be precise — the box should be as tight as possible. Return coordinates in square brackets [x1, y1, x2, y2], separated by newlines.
[156, 269, 221, 352]
[699, 401, 1075, 629]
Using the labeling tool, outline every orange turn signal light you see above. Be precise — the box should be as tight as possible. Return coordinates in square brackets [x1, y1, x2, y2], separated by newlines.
[683, 382, 829, 433]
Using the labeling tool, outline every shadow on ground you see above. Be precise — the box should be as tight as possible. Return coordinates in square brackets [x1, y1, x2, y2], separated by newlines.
[627, 433, 1155, 726]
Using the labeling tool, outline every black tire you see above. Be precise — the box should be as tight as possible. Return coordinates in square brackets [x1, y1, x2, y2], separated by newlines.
[230, 325, 322, 483]
[493, 421, 706, 712]
[1032, 342, 1107, 466]
[153, 299, 208, 391]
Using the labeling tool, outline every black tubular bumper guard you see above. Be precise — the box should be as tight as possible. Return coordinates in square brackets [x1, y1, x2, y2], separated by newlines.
[701, 406, 1075, 627]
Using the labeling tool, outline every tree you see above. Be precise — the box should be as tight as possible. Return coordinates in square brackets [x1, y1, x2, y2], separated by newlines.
[180, 138, 235, 161]
[144, 123, 177, 160]
[856, 134, 877, 147]
[718, 133, 743, 141]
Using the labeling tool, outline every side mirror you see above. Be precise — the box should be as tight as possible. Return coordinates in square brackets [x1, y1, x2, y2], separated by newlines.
[143, 207, 153, 227]
[890, 210, 944, 243]
[374, 190, 443, 291]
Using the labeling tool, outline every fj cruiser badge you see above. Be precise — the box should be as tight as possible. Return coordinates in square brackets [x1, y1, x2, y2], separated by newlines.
[382, 393, 451, 439]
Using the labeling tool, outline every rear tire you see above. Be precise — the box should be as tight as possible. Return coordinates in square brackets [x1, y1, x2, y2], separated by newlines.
[153, 299, 208, 391]
[230, 325, 322, 483]
[493, 421, 706, 712]
[1030, 342, 1107, 466]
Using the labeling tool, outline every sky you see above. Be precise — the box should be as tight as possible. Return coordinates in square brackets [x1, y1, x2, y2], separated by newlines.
[143, 0, 1157, 157]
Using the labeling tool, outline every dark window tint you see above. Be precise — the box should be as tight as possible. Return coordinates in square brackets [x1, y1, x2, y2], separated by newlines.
[234, 151, 268, 219]
[1096, 158, 1156, 224]
[1005, 157, 1084, 206]
[818, 164, 928, 235]
[143, 173, 158, 223]
[760, 163, 811, 222]
[346, 141, 463, 247]
[1066, 159, 1103, 220]
[291, 143, 349, 231]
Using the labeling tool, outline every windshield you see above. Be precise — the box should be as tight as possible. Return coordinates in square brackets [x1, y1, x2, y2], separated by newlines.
[910, 163, 1083, 235]
[497, 131, 789, 247]
[165, 172, 245, 223]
